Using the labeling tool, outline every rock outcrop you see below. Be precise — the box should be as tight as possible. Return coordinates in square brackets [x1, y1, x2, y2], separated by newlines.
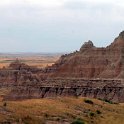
[80, 40, 95, 51]
[4, 78, 124, 103]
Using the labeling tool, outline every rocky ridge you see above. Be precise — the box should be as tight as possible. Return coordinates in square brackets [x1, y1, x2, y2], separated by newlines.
[47, 31, 124, 79]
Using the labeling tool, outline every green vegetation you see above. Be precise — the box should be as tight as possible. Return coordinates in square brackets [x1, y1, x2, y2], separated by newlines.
[96, 110, 101, 114]
[84, 99, 94, 104]
[98, 98, 115, 104]
[71, 118, 85, 124]
[89, 112, 95, 117]
[104, 99, 114, 104]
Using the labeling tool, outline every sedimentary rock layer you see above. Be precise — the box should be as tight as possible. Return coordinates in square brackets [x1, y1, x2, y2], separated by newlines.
[4, 78, 124, 103]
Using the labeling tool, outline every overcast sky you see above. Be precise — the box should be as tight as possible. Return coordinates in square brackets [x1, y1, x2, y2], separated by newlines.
[0, 0, 124, 53]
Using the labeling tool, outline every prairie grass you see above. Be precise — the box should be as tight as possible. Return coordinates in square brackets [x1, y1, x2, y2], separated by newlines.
[0, 97, 123, 124]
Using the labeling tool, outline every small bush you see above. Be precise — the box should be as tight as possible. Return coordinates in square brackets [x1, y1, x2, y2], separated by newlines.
[89, 112, 95, 117]
[3, 102, 7, 107]
[98, 98, 102, 101]
[104, 99, 113, 104]
[96, 110, 101, 114]
[84, 99, 94, 104]
[71, 118, 85, 124]
[98, 98, 114, 104]
[44, 113, 49, 118]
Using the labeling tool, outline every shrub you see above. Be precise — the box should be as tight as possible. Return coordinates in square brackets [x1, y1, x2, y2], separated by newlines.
[89, 112, 95, 117]
[84, 99, 94, 104]
[44, 113, 49, 118]
[3, 102, 7, 107]
[104, 99, 113, 104]
[96, 110, 101, 114]
[98, 98, 114, 104]
[71, 118, 85, 124]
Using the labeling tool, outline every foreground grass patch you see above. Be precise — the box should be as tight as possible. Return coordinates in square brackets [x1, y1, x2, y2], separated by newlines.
[0, 97, 123, 124]
[71, 118, 85, 124]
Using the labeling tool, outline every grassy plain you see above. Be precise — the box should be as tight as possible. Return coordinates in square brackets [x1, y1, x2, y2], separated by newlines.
[0, 95, 124, 124]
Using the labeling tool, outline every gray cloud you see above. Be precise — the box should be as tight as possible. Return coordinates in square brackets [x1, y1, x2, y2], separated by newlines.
[0, 0, 124, 52]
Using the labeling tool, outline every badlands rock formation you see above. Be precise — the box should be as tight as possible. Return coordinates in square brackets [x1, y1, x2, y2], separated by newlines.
[47, 31, 124, 79]
[4, 78, 124, 103]
[1, 31, 124, 102]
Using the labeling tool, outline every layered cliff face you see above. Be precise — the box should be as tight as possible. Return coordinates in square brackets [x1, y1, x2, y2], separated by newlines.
[47, 31, 124, 79]
[4, 78, 124, 103]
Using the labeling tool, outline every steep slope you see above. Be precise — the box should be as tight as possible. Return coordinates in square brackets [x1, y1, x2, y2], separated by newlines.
[47, 31, 124, 79]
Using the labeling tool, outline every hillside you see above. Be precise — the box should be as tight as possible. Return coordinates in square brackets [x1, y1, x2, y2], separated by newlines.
[0, 96, 124, 124]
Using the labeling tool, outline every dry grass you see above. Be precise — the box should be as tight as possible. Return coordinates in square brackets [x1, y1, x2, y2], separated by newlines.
[0, 97, 123, 124]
